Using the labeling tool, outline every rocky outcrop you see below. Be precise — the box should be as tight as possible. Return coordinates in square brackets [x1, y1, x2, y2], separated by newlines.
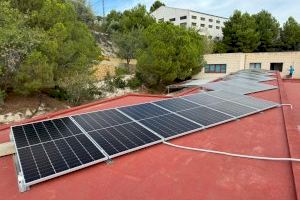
[93, 31, 117, 58]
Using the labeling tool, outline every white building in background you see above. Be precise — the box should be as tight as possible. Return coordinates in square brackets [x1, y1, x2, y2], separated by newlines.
[151, 6, 228, 40]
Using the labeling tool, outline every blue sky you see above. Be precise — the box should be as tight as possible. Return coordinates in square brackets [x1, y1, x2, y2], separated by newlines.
[89, 0, 300, 24]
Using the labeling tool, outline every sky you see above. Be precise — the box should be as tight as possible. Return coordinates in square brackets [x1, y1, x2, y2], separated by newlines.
[89, 0, 300, 24]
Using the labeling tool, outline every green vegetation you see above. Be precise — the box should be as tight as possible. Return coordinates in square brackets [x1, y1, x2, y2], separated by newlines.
[150, 1, 165, 13]
[215, 10, 300, 53]
[102, 4, 155, 34]
[281, 17, 300, 51]
[221, 11, 260, 53]
[112, 28, 143, 65]
[254, 10, 280, 52]
[136, 23, 205, 89]
[0, 0, 101, 105]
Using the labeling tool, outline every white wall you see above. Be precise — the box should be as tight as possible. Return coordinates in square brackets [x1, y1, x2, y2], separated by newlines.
[193, 52, 300, 79]
[151, 6, 227, 39]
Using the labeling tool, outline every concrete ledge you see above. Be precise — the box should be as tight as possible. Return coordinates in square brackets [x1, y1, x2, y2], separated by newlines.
[0, 142, 15, 157]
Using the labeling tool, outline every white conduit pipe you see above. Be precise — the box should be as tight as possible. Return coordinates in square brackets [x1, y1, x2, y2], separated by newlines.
[163, 141, 300, 162]
[281, 104, 293, 109]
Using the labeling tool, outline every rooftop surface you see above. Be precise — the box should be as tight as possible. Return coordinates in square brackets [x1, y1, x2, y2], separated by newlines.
[1, 73, 300, 200]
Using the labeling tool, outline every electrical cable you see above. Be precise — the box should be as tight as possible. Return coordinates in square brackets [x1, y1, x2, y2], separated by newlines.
[163, 141, 300, 162]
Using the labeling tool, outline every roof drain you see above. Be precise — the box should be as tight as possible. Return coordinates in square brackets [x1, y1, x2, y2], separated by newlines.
[163, 141, 300, 162]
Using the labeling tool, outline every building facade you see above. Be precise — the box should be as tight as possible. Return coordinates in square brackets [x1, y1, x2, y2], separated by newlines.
[193, 51, 300, 79]
[151, 6, 227, 39]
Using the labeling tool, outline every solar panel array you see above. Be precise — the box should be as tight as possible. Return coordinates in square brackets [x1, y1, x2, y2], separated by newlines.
[11, 70, 279, 192]
[203, 69, 278, 94]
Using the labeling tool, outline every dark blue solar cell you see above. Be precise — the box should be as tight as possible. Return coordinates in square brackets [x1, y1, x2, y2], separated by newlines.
[43, 141, 69, 173]
[88, 122, 161, 156]
[31, 144, 55, 178]
[55, 139, 82, 168]
[13, 126, 29, 148]
[119, 103, 170, 120]
[73, 109, 133, 132]
[138, 114, 202, 139]
[18, 147, 40, 183]
[178, 106, 234, 126]
[23, 124, 40, 145]
[153, 98, 199, 112]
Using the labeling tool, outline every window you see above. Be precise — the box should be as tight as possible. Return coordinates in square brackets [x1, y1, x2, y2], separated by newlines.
[192, 22, 197, 26]
[216, 20, 220, 24]
[169, 18, 176, 22]
[205, 64, 227, 73]
[180, 22, 187, 27]
[270, 63, 283, 72]
[180, 16, 187, 20]
[209, 19, 213, 22]
[192, 15, 197, 19]
[208, 25, 213, 28]
[250, 63, 261, 69]
[158, 18, 164, 22]
[201, 17, 205, 21]
[200, 24, 205, 27]
[216, 26, 220, 29]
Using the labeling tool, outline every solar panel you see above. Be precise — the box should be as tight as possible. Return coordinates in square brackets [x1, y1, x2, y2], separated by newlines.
[206, 101, 257, 117]
[88, 122, 162, 157]
[153, 98, 199, 112]
[183, 93, 225, 106]
[177, 106, 234, 127]
[118, 103, 170, 120]
[138, 113, 203, 140]
[203, 79, 277, 94]
[72, 109, 132, 132]
[12, 118, 107, 187]
[205, 90, 245, 100]
[229, 96, 279, 110]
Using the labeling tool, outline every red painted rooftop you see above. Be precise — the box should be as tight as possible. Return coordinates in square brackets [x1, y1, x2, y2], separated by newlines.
[1, 73, 300, 200]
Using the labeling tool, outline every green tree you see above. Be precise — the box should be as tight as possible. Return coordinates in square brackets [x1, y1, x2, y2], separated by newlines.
[11, 0, 44, 13]
[102, 10, 123, 33]
[0, 1, 43, 90]
[69, 0, 95, 28]
[222, 10, 260, 52]
[254, 10, 280, 52]
[6, 0, 101, 103]
[280, 17, 300, 51]
[28, 0, 100, 81]
[150, 1, 165, 13]
[137, 23, 205, 89]
[112, 28, 143, 65]
[120, 4, 155, 32]
[14, 51, 54, 95]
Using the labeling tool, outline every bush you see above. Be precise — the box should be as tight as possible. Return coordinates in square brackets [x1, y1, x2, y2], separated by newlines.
[113, 76, 126, 89]
[58, 72, 101, 105]
[14, 51, 54, 95]
[48, 87, 69, 101]
[115, 67, 130, 76]
[127, 77, 142, 89]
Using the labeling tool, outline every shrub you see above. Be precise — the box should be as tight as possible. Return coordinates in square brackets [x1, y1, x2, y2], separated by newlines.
[127, 77, 142, 89]
[113, 76, 126, 89]
[58, 72, 101, 106]
[115, 67, 130, 76]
